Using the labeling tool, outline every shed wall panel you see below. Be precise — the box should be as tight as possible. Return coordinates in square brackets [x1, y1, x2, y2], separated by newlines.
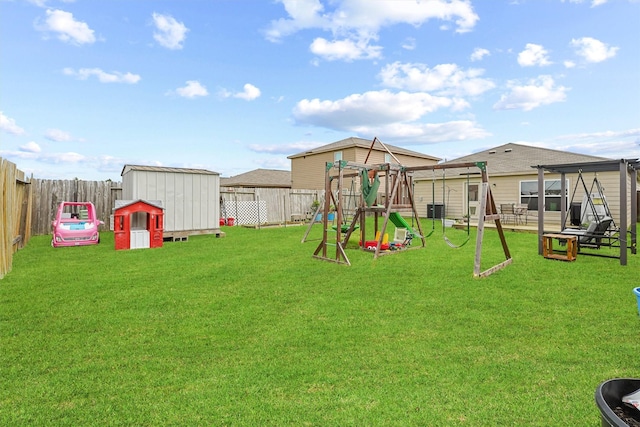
[122, 168, 220, 233]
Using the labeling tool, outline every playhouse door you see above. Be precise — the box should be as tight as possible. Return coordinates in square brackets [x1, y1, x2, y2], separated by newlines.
[130, 229, 150, 249]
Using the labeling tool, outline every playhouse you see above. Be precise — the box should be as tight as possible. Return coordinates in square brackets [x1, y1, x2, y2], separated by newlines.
[113, 199, 164, 250]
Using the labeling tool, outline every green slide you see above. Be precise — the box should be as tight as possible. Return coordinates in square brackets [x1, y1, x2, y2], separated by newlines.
[388, 212, 418, 237]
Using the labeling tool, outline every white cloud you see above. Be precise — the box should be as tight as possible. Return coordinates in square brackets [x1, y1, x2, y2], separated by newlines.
[0, 112, 26, 135]
[564, 60, 576, 68]
[265, 0, 478, 61]
[1, 149, 86, 164]
[562, 0, 608, 6]
[310, 37, 382, 61]
[470, 47, 490, 62]
[174, 80, 209, 98]
[493, 75, 568, 111]
[45, 128, 73, 142]
[402, 37, 416, 51]
[152, 13, 188, 50]
[291, 89, 488, 143]
[570, 37, 618, 63]
[248, 141, 321, 155]
[20, 142, 42, 153]
[348, 120, 491, 143]
[221, 83, 261, 101]
[36, 9, 95, 45]
[517, 43, 552, 67]
[552, 128, 640, 158]
[378, 62, 495, 97]
[235, 84, 261, 101]
[26, 0, 77, 6]
[294, 90, 461, 129]
[63, 68, 141, 84]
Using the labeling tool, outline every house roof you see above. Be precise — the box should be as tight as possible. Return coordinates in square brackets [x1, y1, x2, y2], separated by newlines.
[220, 169, 291, 188]
[287, 136, 441, 162]
[121, 164, 219, 176]
[415, 143, 610, 179]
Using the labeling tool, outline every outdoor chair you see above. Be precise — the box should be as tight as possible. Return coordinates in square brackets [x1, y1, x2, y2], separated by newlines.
[514, 203, 528, 225]
[500, 204, 515, 224]
[561, 216, 614, 247]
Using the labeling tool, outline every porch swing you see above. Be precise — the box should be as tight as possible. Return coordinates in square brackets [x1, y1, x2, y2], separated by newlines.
[560, 169, 617, 248]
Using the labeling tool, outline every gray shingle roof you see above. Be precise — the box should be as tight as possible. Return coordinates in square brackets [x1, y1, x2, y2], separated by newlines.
[220, 168, 291, 188]
[415, 143, 609, 179]
[121, 164, 219, 176]
[287, 136, 441, 161]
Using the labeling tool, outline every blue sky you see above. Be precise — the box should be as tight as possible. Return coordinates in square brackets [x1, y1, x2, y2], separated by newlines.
[1, 0, 639, 181]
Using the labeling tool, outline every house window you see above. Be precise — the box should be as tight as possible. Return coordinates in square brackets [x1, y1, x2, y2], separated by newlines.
[520, 179, 568, 211]
[384, 153, 391, 163]
[468, 184, 479, 202]
[334, 151, 342, 162]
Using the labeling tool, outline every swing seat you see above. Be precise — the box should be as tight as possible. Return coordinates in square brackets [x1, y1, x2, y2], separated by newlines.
[561, 216, 613, 247]
[332, 224, 359, 233]
[443, 235, 470, 248]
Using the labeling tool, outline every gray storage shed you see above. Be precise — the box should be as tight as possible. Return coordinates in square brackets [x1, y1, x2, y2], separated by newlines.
[121, 165, 222, 239]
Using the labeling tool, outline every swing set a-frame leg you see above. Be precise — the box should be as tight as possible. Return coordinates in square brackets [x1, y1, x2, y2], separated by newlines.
[474, 178, 513, 277]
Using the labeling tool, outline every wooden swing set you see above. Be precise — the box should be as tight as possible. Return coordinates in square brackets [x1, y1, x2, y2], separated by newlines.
[311, 138, 513, 277]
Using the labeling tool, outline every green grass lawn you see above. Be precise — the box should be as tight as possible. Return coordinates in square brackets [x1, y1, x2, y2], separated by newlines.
[1, 221, 638, 426]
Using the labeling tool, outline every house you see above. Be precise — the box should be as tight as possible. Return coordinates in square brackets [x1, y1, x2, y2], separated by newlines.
[287, 137, 440, 190]
[221, 169, 291, 188]
[121, 165, 221, 240]
[412, 143, 634, 226]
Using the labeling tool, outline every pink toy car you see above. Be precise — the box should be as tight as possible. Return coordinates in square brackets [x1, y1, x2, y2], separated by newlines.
[51, 201, 103, 247]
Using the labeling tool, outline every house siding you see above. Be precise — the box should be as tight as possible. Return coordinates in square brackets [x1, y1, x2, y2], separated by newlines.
[292, 148, 438, 190]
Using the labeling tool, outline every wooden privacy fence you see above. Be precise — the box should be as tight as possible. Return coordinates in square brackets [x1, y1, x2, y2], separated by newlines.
[29, 179, 123, 236]
[1, 158, 33, 279]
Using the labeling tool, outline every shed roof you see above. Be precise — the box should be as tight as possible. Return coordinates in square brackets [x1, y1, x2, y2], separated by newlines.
[415, 143, 609, 179]
[121, 164, 219, 176]
[287, 137, 441, 162]
[221, 169, 291, 188]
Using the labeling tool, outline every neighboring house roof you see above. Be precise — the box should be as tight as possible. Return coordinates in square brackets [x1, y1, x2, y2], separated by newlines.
[287, 136, 441, 162]
[415, 143, 609, 179]
[121, 164, 219, 176]
[220, 168, 291, 188]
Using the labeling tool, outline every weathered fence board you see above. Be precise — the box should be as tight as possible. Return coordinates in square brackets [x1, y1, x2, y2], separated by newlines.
[30, 179, 122, 236]
[1, 158, 33, 279]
